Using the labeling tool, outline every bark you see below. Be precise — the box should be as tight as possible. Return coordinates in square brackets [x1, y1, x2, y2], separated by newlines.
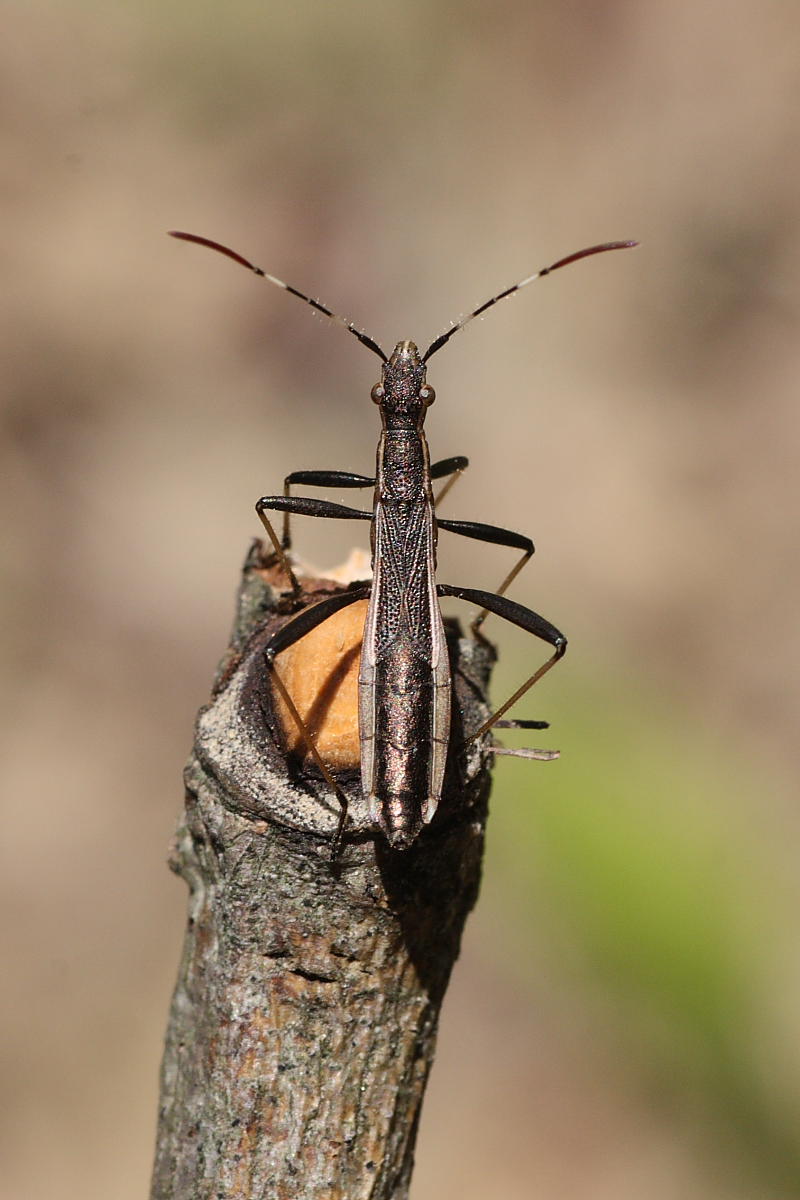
[150, 541, 495, 1200]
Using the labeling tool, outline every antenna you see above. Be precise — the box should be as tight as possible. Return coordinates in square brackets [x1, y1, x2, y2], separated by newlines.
[168, 231, 388, 363]
[423, 240, 637, 362]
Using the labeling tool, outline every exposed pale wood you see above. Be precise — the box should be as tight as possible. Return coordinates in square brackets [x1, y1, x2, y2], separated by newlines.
[272, 596, 368, 768]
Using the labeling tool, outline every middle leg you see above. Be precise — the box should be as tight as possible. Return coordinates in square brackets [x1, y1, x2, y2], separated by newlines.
[437, 517, 535, 634]
[438, 583, 567, 740]
[256, 494, 371, 594]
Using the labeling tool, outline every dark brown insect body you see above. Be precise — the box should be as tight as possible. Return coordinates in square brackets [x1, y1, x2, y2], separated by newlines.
[170, 230, 637, 855]
[361, 341, 449, 845]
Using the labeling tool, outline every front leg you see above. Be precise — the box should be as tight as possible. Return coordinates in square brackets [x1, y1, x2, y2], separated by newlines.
[429, 455, 469, 506]
[282, 470, 376, 549]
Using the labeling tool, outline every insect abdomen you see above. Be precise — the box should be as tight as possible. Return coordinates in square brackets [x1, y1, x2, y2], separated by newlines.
[367, 636, 450, 848]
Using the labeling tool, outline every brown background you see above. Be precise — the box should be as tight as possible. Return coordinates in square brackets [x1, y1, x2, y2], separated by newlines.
[2, 1, 800, 1196]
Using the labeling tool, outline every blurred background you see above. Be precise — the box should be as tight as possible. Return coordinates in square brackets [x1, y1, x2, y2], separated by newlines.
[2, 1, 799, 1196]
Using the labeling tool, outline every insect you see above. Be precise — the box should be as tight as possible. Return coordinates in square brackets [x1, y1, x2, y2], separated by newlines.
[171, 231, 636, 855]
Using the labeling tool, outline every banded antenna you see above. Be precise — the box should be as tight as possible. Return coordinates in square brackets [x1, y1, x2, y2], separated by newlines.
[169, 232, 637, 366]
[423, 240, 637, 361]
[168, 231, 388, 363]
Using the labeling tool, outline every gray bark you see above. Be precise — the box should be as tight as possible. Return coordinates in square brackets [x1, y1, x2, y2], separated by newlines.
[151, 542, 495, 1200]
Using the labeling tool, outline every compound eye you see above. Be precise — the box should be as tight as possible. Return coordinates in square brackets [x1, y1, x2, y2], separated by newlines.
[420, 384, 436, 406]
[370, 383, 385, 404]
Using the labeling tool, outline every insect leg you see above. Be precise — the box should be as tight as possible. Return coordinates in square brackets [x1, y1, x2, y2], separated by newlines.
[437, 583, 566, 741]
[264, 584, 371, 859]
[494, 718, 550, 730]
[437, 519, 534, 634]
[256, 495, 371, 595]
[490, 744, 560, 761]
[282, 469, 375, 550]
[429, 455, 469, 507]
[488, 717, 558, 760]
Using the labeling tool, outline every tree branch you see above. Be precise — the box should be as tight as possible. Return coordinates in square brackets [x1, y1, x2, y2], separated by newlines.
[151, 542, 495, 1200]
